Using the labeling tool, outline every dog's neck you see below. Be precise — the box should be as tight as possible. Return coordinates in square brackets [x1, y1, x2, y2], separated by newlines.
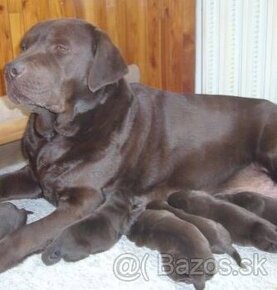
[34, 79, 136, 141]
[55, 79, 135, 138]
[33, 108, 56, 140]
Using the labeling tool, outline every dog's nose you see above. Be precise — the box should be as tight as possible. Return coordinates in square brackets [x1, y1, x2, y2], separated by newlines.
[6, 62, 26, 79]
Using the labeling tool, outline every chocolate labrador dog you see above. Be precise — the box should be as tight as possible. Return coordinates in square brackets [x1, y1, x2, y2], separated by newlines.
[1, 18, 277, 272]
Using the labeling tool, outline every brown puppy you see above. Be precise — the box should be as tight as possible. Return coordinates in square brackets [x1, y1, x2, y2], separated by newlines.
[215, 191, 277, 226]
[41, 192, 142, 265]
[168, 191, 277, 253]
[0, 203, 31, 240]
[146, 200, 243, 267]
[127, 209, 215, 290]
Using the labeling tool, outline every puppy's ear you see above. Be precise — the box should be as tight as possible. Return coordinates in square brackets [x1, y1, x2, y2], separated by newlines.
[88, 29, 128, 92]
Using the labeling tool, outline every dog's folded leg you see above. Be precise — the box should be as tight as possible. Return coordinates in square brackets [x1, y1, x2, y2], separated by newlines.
[0, 187, 104, 273]
[0, 165, 42, 202]
[42, 191, 136, 265]
[41, 213, 120, 265]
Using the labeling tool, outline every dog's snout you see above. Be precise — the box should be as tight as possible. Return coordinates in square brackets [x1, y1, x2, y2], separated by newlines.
[6, 62, 26, 79]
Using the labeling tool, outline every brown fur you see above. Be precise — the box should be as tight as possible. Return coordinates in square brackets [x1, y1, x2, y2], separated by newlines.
[168, 191, 277, 252]
[215, 191, 277, 226]
[0, 203, 31, 240]
[128, 209, 215, 290]
[41, 192, 142, 265]
[147, 200, 244, 267]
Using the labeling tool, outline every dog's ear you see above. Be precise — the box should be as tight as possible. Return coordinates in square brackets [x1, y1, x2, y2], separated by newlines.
[88, 29, 128, 92]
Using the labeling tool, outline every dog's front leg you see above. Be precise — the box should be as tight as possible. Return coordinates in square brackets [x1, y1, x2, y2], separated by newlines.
[0, 187, 104, 273]
[0, 165, 42, 202]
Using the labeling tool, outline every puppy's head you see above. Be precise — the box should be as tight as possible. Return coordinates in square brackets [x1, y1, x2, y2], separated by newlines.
[4, 19, 128, 113]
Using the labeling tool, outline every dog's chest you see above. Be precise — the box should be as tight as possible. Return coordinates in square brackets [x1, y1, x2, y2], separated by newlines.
[35, 136, 124, 201]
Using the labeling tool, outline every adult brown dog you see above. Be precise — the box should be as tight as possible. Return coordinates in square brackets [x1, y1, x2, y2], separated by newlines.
[1, 18, 277, 272]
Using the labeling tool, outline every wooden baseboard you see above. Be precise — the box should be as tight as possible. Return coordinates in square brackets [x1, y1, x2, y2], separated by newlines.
[0, 117, 28, 145]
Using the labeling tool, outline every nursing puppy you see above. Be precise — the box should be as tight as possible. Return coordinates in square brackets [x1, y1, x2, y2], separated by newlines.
[168, 191, 277, 253]
[0, 203, 31, 240]
[146, 200, 243, 267]
[215, 191, 277, 226]
[42, 192, 142, 265]
[127, 209, 215, 290]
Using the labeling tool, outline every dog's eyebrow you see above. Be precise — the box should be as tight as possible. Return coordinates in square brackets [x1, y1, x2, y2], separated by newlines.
[19, 35, 38, 50]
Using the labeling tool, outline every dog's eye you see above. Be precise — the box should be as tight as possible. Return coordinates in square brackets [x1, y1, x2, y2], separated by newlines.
[55, 44, 70, 54]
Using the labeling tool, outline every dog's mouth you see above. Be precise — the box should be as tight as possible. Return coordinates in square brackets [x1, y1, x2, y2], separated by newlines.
[5, 80, 31, 105]
[5, 72, 34, 105]
[5, 77, 65, 114]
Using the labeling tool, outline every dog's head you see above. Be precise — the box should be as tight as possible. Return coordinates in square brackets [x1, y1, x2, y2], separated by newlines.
[4, 19, 128, 113]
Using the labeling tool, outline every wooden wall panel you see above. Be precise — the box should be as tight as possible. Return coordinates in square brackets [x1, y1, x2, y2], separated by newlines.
[60, 0, 76, 18]
[162, 0, 195, 92]
[0, 0, 13, 96]
[146, 0, 162, 88]
[0, 0, 195, 95]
